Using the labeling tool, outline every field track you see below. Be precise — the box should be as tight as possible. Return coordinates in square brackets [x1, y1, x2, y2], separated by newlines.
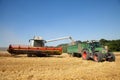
[0, 52, 120, 80]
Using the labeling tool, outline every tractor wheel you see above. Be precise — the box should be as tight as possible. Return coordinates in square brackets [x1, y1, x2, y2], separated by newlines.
[93, 52, 102, 62]
[82, 50, 90, 60]
[107, 53, 115, 62]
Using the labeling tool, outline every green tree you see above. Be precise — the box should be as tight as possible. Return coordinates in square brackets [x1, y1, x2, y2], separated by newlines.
[100, 39, 108, 46]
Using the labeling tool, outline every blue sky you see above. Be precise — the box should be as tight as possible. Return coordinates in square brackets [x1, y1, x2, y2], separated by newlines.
[0, 0, 120, 47]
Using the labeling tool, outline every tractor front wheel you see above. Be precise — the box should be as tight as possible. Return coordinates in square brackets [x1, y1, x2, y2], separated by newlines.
[106, 53, 115, 62]
[93, 52, 102, 62]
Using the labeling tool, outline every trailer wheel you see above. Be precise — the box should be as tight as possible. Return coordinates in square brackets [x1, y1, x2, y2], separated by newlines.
[78, 53, 81, 57]
[27, 53, 32, 57]
[107, 53, 115, 62]
[82, 50, 90, 60]
[93, 52, 102, 62]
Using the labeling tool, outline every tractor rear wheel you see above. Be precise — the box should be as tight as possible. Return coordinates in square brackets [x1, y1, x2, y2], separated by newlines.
[93, 52, 102, 62]
[106, 53, 115, 62]
[82, 50, 90, 60]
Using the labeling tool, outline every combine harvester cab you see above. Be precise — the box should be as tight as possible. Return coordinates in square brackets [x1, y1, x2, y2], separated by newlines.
[8, 36, 62, 57]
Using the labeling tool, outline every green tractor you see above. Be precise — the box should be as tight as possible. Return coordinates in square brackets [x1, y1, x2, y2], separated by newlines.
[67, 41, 115, 62]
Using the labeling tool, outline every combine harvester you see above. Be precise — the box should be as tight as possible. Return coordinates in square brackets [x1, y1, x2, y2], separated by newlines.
[8, 36, 74, 57]
[67, 40, 115, 62]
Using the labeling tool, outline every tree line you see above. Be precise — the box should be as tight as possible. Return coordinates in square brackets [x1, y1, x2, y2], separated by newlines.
[100, 39, 120, 52]
[57, 39, 120, 53]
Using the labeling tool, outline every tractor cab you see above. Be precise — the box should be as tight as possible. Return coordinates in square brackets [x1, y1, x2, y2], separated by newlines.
[87, 41, 105, 53]
[89, 42, 101, 48]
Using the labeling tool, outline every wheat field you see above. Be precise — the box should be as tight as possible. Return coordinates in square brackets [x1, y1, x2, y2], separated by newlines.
[0, 52, 120, 80]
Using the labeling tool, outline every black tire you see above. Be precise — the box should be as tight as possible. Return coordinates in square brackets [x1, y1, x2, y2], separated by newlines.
[27, 53, 32, 57]
[107, 53, 115, 62]
[77, 53, 81, 57]
[82, 50, 90, 60]
[93, 52, 103, 62]
[74, 53, 80, 57]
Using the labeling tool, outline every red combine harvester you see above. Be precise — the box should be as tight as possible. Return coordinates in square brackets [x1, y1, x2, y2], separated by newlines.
[8, 36, 74, 57]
